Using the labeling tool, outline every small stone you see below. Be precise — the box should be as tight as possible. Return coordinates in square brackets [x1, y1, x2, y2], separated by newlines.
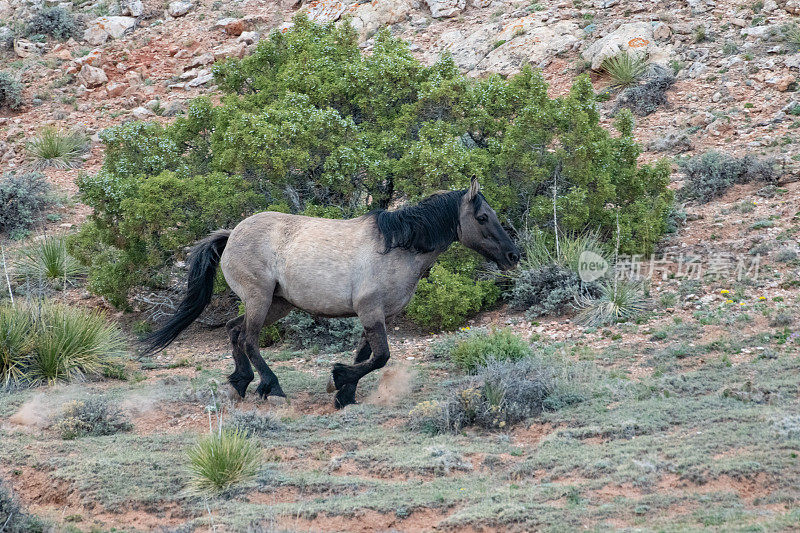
[712, 91, 722, 102]
[105, 81, 127, 97]
[224, 20, 245, 36]
[77, 64, 108, 88]
[13, 39, 42, 58]
[167, 1, 193, 18]
[132, 106, 155, 119]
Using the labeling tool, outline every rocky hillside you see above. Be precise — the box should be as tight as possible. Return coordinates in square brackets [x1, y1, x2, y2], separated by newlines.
[1, 0, 799, 183]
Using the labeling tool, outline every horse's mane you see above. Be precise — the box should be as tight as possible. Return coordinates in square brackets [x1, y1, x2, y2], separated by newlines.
[371, 189, 481, 254]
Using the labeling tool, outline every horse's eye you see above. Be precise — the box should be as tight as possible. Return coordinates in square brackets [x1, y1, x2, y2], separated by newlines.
[477, 215, 488, 224]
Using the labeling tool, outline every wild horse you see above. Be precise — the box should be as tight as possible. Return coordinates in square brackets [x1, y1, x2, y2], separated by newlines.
[144, 178, 519, 408]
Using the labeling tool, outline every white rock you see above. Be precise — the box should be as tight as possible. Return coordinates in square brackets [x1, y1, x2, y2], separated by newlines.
[583, 22, 672, 70]
[213, 17, 239, 29]
[74, 48, 103, 67]
[13, 39, 42, 58]
[84, 16, 137, 44]
[424, 0, 465, 18]
[167, 1, 193, 17]
[187, 70, 213, 87]
[238, 31, 259, 45]
[477, 21, 581, 76]
[132, 106, 155, 119]
[77, 64, 108, 88]
[433, 27, 495, 71]
[120, 0, 143, 17]
[470, 0, 492, 6]
[302, 0, 347, 24]
[785, 54, 800, 70]
[347, 0, 412, 39]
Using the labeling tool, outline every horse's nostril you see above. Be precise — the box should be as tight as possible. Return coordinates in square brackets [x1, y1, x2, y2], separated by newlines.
[507, 251, 520, 264]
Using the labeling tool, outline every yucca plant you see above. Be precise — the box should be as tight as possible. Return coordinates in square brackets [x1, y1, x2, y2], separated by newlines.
[0, 306, 33, 386]
[26, 302, 126, 385]
[187, 428, 261, 493]
[14, 235, 84, 287]
[601, 51, 649, 88]
[26, 127, 89, 170]
[518, 228, 610, 275]
[574, 278, 649, 326]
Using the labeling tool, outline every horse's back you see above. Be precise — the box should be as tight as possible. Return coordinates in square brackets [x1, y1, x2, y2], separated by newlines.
[221, 211, 378, 316]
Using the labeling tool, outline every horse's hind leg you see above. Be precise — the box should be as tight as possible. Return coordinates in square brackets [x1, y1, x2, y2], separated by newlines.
[226, 314, 254, 398]
[240, 294, 293, 400]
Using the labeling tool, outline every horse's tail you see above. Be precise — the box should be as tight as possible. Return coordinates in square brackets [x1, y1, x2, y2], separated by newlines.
[142, 229, 231, 355]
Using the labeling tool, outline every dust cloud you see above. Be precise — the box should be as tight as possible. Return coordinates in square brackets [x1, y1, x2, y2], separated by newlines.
[366, 364, 416, 406]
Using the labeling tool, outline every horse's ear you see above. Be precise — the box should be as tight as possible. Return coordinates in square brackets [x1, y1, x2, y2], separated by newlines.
[467, 176, 480, 201]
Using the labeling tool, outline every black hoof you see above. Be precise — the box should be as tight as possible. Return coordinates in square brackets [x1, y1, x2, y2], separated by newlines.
[256, 380, 286, 400]
[228, 373, 253, 398]
[334, 384, 357, 409]
[331, 363, 351, 391]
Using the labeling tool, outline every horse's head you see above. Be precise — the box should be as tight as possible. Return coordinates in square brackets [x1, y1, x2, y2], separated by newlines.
[458, 178, 520, 271]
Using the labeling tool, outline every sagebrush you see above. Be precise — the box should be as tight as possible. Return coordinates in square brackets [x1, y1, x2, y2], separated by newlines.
[0, 172, 53, 240]
[27, 7, 77, 40]
[0, 72, 23, 110]
[409, 357, 589, 433]
[54, 397, 133, 439]
[679, 151, 779, 203]
[509, 265, 599, 319]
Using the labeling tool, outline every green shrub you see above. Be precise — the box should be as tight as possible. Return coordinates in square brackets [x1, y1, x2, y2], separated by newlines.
[54, 397, 133, 439]
[0, 72, 23, 110]
[409, 356, 588, 433]
[0, 301, 126, 386]
[679, 151, 779, 203]
[188, 428, 260, 493]
[27, 8, 76, 40]
[406, 264, 499, 330]
[601, 51, 649, 88]
[225, 409, 283, 437]
[0, 481, 46, 533]
[26, 128, 89, 170]
[0, 172, 53, 240]
[509, 265, 600, 319]
[575, 278, 648, 326]
[449, 328, 532, 372]
[73, 16, 673, 306]
[280, 311, 362, 353]
[71, 170, 259, 306]
[13, 234, 84, 287]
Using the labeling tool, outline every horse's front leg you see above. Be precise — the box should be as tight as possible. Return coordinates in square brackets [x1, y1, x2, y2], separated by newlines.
[330, 317, 388, 409]
[327, 331, 372, 405]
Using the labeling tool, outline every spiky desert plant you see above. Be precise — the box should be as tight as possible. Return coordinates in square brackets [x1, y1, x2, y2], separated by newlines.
[187, 428, 261, 493]
[26, 127, 88, 170]
[601, 51, 649, 88]
[14, 235, 84, 286]
[574, 278, 648, 326]
[0, 306, 33, 386]
[26, 302, 126, 385]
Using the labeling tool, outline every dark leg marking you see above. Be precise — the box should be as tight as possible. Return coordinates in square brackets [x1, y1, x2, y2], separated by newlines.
[226, 315, 253, 398]
[331, 322, 388, 409]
